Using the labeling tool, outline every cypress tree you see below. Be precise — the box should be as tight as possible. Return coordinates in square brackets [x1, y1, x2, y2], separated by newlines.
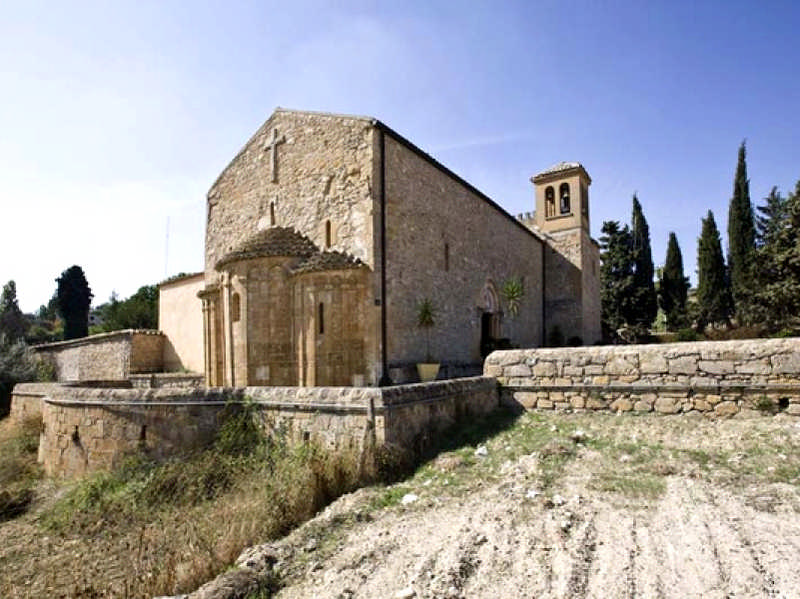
[697, 211, 732, 327]
[0, 281, 28, 342]
[599, 220, 636, 340]
[56, 265, 93, 340]
[631, 194, 657, 327]
[727, 141, 756, 323]
[658, 232, 689, 329]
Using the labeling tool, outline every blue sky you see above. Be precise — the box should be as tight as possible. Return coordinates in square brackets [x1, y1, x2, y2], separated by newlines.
[2, 0, 798, 312]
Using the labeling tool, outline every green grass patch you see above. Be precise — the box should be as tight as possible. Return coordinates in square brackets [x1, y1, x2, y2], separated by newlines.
[592, 472, 667, 499]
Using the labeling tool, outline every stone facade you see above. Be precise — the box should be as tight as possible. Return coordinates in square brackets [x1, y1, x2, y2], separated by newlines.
[36, 377, 498, 478]
[34, 330, 165, 382]
[159, 272, 205, 373]
[195, 108, 601, 387]
[9, 382, 62, 422]
[485, 337, 800, 416]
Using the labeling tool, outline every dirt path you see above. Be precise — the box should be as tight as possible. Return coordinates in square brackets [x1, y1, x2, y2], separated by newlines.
[228, 412, 800, 599]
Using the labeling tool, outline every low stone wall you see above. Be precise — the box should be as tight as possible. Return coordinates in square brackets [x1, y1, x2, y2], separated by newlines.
[129, 373, 205, 389]
[8, 382, 62, 423]
[485, 338, 800, 417]
[37, 376, 499, 478]
[34, 330, 165, 383]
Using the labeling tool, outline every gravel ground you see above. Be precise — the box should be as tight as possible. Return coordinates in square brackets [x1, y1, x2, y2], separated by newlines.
[204, 411, 800, 599]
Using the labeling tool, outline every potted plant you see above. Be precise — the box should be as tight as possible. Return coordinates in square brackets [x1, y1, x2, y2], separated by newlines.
[416, 298, 439, 382]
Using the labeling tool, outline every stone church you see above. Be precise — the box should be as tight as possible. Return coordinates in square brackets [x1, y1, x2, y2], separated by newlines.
[161, 108, 601, 387]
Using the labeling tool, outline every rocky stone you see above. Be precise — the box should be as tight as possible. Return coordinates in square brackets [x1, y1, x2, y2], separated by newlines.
[605, 355, 637, 375]
[610, 398, 633, 412]
[654, 397, 680, 414]
[533, 362, 557, 377]
[633, 400, 652, 412]
[714, 401, 739, 417]
[639, 353, 668, 374]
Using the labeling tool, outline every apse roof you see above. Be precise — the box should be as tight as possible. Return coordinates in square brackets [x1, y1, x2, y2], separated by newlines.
[215, 227, 317, 269]
[291, 250, 365, 274]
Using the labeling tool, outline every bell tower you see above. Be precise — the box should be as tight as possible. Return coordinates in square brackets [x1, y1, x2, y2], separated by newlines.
[529, 162, 600, 346]
[532, 162, 591, 234]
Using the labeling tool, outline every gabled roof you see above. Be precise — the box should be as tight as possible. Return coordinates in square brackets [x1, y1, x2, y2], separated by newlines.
[215, 227, 317, 270]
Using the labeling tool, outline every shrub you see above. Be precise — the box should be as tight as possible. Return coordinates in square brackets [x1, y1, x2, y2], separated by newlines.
[676, 328, 698, 342]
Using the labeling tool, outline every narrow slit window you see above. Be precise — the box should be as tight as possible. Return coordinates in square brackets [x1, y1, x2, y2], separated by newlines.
[444, 243, 450, 271]
[318, 302, 325, 335]
[325, 220, 332, 248]
[231, 292, 241, 322]
[270, 201, 276, 225]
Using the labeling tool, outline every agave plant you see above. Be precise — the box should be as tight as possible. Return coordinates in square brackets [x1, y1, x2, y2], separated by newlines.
[501, 277, 524, 318]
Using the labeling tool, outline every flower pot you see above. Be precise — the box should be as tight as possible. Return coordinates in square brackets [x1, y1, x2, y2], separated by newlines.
[416, 362, 440, 382]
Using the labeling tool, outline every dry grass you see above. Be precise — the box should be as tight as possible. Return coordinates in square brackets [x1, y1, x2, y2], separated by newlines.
[0, 405, 374, 598]
[0, 415, 43, 522]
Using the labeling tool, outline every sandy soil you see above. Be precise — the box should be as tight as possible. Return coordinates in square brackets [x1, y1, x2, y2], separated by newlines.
[221, 412, 800, 599]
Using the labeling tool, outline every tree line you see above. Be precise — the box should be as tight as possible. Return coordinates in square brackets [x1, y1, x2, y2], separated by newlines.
[600, 141, 800, 342]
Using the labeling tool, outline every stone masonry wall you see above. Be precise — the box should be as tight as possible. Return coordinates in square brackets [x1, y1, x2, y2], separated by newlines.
[383, 133, 544, 368]
[36, 377, 498, 478]
[9, 382, 62, 423]
[205, 109, 376, 278]
[485, 338, 800, 417]
[34, 330, 165, 382]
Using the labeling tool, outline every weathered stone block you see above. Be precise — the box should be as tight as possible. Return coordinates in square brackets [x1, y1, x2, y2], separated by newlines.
[654, 397, 680, 414]
[513, 391, 537, 409]
[698, 360, 734, 375]
[533, 362, 557, 377]
[714, 401, 739, 417]
[693, 398, 712, 411]
[772, 353, 800, 374]
[537, 398, 554, 409]
[639, 353, 668, 374]
[506, 364, 532, 377]
[610, 398, 632, 412]
[736, 360, 770, 375]
[605, 355, 637, 375]
[669, 357, 697, 375]
[633, 400, 652, 412]
[586, 396, 606, 409]
[569, 395, 585, 409]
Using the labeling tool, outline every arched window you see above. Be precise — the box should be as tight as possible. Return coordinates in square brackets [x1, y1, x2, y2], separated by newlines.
[325, 220, 332, 248]
[559, 183, 571, 214]
[545, 186, 555, 218]
[231, 292, 241, 322]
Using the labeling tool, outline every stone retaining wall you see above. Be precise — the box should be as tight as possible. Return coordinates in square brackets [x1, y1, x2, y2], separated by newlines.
[485, 338, 800, 416]
[8, 382, 62, 423]
[34, 330, 165, 382]
[36, 376, 498, 478]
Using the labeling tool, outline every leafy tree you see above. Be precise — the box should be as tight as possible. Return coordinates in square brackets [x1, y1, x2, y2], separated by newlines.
[0, 281, 27, 342]
[696, 211, 732, 327]
[658, 232, 690, 330]
[0, 339, 37, 417]
[727, 141, 756, 323]
[752, 180, 800, 332]
[599, 220, 636, 340]
[100, 285, 158, 331]
[631, 195, 658, 327]
[56, 266, 93, 340]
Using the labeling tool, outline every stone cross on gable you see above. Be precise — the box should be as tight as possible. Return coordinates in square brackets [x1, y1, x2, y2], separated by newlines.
[264, 128, 286, 183]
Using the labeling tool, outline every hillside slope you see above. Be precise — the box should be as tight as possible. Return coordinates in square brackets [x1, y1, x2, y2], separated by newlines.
[195, 410, 800, 599]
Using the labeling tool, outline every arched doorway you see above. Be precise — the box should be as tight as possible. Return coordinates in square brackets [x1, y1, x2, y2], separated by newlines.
[479, 281, 501, 358]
